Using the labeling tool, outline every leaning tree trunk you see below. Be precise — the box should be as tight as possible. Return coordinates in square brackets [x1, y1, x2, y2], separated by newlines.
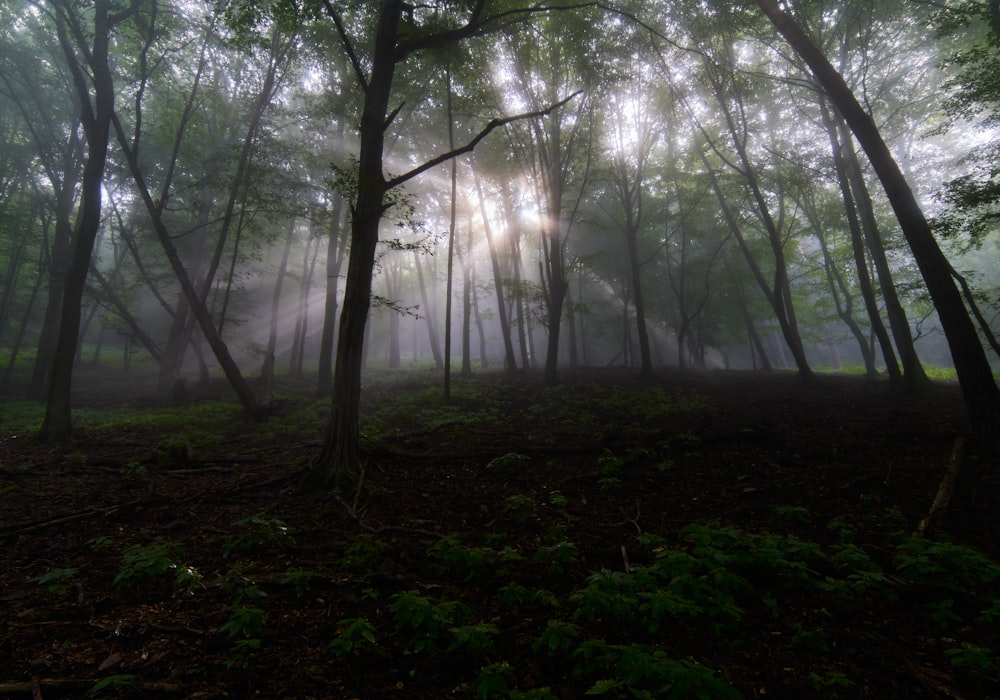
[476, 167, 518, 372]
[819, 96, 901, 383]
[755, 0, 1000, 449]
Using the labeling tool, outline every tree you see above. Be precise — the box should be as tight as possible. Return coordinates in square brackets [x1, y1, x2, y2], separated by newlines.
[499, 10, 598, 384]
[38, 0, 141, 441]
[310, 1, 584, 489]
[602, 67, 659, 376]
[754, 0, 1000, 449]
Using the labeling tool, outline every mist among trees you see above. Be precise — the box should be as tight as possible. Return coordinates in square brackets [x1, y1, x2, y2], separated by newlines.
[2, 0, 999, 475]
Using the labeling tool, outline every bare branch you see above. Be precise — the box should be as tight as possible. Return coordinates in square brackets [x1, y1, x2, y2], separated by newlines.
[385, 90, 583, 190]
[321, 0, 368, 91]
[398, 2, 599, 57]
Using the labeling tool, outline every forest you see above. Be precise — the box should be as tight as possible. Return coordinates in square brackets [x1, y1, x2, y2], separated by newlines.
[1, 0, 1000, 698]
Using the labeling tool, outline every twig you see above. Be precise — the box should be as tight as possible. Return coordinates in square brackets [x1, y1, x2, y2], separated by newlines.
[620, 501, 643, 535]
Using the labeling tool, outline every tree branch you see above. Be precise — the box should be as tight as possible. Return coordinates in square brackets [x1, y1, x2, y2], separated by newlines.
[321, 0, 369, 91]
[398, 2, 598, 56]
[385, 90, 582, 190]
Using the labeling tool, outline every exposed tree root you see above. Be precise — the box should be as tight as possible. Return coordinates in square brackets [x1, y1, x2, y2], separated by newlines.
[914, 435, 967, 539]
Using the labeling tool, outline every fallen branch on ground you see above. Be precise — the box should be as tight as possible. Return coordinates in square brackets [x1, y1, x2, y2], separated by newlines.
[914, 435, 966, 538]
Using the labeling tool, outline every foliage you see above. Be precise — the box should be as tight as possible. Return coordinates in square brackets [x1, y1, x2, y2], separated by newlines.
[86, 674, 137, 698]
[222, 512, 295, 557]
[280, 567, 317, 597]
[428, 533, 523, 582]
[220, 604, 267, 639]
[572, 641, 740, 699]
[113, 541, 198, 592]
[30, 567, 78, 596]
[389, 590, 472, 655]
[341, 533, 387, 573]
[330, 617, 380, 657]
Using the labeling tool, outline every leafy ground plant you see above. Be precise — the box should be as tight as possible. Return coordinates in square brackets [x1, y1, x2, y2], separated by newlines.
[113, 541, 198, 592]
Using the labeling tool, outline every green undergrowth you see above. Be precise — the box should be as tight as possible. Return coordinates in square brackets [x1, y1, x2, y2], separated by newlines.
[357, 373, 707, 447]
[321, 518, 1000, 698]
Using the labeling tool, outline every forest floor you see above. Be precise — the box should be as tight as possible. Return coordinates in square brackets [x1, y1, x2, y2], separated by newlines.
[1, 367, 999, 700]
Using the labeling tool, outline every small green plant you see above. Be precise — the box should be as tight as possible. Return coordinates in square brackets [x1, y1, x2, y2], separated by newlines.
[808, 670, 856, 691]
[534, 540, 579, 577]
[341, 533, 386, 573]
[428, 534, 522, 581]
[87, 535, 113, 551]
[792, 623, 829, 652]
[471, 661, 514, 700]
[389, 589, 471, 654]
[30, 567, 78, 596]
[86, 674, 136, 698]
[120, 461, 147, 478]
[571, 640, 740, 699]
[945, 642, 1000, 685]
[533, 619, 579, 655]
[547, 490, 568, 507]
[220, 604, 266, 639]
[330, 617, 379, 657]
[114, 541, 195, 591]
[225, 638, 262, 669]
[0, 483, 19, 497]
[503, 494, 537, 520]
[280, 567, 317, 597]
[772, 505, 811, 524]
[222, 512, 294, 557]
[448, 622, 500, 657]
[499, 582, 529, 607]
[596, 450, 624, 489]
[895, 537, 1000, 592]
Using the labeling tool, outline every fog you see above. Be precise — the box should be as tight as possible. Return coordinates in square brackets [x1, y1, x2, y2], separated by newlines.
[1, 0, 997, 407]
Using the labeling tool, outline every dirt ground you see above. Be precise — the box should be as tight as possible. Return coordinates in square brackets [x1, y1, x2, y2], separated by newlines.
[1, 368, 997, 699]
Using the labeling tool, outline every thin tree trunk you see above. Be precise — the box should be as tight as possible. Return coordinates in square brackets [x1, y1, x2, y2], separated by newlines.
[476, 167, 517, 372]
[113, 114, 259, 417]
[444, 65, 458, 398]
[819, 96, 901, 382]
[317, 190, 346, 397]
[262, 213, 297, 395]
[837, 117, 927, 388]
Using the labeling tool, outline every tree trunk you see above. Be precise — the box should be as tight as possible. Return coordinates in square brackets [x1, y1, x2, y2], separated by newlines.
[316, 1, 402, 489]
[837, 116, 927, 389]
[756, 0, 1000, 448]
[476, 168, 517, 372]
[113, 115, 260, 417]
[413, 250, 443, 369]
[40, 0, 118, 441]
[317, 190, 346, 397]
[819, 96, 901, 382]
[262, 213, 297, 393]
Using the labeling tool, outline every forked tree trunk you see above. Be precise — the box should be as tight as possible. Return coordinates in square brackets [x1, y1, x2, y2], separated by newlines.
[40, 0, 119, 441]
